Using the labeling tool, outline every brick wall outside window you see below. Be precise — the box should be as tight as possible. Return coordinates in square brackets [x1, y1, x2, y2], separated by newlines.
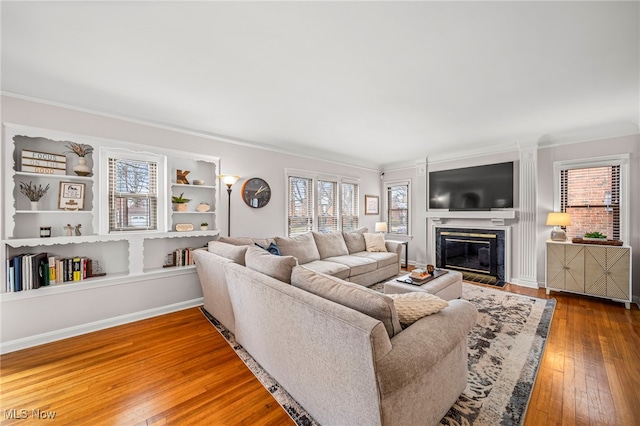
[562, 166, 618, 239]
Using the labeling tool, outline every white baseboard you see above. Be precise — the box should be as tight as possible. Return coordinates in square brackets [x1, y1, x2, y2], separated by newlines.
[0, 298, 203, 354]
[507, 277, 540, 289]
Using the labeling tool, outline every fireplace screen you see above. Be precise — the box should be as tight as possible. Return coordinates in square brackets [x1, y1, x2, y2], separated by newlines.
[437, 229, 503, 285]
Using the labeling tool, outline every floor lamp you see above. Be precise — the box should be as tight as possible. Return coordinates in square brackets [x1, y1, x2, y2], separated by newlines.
[218, 174, 240, 237]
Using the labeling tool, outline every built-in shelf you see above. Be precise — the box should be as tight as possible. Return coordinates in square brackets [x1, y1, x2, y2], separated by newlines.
[14, 171, 93, 181]
[15, 210, 91, 214]
[171, 183, 215, 189]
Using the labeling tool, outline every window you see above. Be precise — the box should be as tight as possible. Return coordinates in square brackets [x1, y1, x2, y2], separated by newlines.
[288, 176, 313, 236]
[104, 149, 165, 233]
[386, 182, 409, 235]
[554, 155, 628, 242]
[317, 180, 338, 232]
[287, 171, 359, 236]
[341, 182, 359, 232]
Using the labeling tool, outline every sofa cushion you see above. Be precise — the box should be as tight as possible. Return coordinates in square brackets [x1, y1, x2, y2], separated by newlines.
[323, 255, 377, 276]
[208, 241, 248, 265]
[386, 293, 449, 327]
[275, 232, 321, 265]
[303, 260, 351, 280]
[353, 251, 398, 268]
[219, 236, 276, 248]
[343, 227, 368, 254]
[245, 246, 298, 283]
[364, 233, 387, 252]
[291, 266, 403, 338]
[313, 231, 349, 259]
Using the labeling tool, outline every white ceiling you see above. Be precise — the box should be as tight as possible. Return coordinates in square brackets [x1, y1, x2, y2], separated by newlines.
[2, 1, 639, 169]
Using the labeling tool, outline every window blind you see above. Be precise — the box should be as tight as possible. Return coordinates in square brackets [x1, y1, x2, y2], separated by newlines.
[341, 182, 359, 231]
[387, 184, 409, 235]
[288, 176, 313, 236]
[560, 165, 620, 240]
[317, 180, 338, 232]
[109, 158, 158, 232]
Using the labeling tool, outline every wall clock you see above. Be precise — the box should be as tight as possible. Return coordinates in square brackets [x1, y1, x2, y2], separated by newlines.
[242, 177, 271, 208]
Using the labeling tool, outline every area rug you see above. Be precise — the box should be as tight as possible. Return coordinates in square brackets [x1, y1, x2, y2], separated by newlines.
[200, 282, 555, 426]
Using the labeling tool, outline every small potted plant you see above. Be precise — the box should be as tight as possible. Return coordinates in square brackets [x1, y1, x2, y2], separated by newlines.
[200, 222, 209, 231]
[19, 181, 50, 210]
[172, 193, 191, 211]
[65, 142, 94, 176]
[583, 231, 607, 241]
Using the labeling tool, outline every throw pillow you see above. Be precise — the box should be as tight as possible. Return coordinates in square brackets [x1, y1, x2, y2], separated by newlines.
[207, 241, 248, 265]
[312, 230, 349, 259]
[274, 232, 321, 265]
[291, 266, 403, 338]
[386, 292, 449, 327]
[255, 242, 281, 256]
[245, 246, 297, 283]
[363, 233, 387, 252]
[342, 227, 368, 253]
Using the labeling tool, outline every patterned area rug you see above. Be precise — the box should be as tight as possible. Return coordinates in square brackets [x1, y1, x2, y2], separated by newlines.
[200, 282, 555, 426]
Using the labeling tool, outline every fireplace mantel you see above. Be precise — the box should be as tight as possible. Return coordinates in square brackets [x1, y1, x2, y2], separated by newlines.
[424, 210, 517, 225]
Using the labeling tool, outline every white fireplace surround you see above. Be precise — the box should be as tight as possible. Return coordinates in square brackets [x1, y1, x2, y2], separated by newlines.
[431, 223, 512, 284]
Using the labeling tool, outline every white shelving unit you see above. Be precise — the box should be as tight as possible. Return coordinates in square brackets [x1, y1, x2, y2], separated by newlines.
[1, 123, 221, 297]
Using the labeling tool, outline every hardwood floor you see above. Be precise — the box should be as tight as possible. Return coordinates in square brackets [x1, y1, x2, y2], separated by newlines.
[504, 284, 640, 426]
[0, 308, 294, 426]
[1, 283, 639, 425]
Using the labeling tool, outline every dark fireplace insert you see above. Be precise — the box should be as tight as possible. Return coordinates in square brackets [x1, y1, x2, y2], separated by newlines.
[435, 228, 505, 286]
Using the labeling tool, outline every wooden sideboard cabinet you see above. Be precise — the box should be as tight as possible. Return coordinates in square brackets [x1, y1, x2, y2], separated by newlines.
[546, 241, 632, 309]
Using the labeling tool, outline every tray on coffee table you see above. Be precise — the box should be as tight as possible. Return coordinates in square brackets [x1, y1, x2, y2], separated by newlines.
[396, 270, 449, 286]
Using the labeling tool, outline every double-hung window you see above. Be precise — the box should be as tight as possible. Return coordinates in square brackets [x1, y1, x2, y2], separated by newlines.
[554, 155, 629, 242]
[385, 181, 410, 235]
[103, 149, 166, 233]
[287, 171, 359, 236]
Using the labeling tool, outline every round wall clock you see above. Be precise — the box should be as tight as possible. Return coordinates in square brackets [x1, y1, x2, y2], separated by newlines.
[242, 177, 271, 208]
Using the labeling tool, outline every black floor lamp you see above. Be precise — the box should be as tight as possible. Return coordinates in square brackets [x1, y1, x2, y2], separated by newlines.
[218, 174, 240, 237]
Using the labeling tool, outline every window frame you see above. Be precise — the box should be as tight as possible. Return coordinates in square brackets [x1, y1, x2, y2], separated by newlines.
[552, 154, 629, 243]
[100, 148, 167, 234]
[384, 180, 411, 236]
[285, 169, 360, 236]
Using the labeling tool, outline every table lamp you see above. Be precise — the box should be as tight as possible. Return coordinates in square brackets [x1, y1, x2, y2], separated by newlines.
[546, 212, 571, 241]
[374, 222, 388, 233]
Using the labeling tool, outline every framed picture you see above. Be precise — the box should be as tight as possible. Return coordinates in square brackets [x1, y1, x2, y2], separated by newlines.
[58, 182, 85, 210]
[364, 195, 379, 215]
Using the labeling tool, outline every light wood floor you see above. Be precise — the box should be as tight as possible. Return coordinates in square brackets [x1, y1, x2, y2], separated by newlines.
[1, 283, 639, 425]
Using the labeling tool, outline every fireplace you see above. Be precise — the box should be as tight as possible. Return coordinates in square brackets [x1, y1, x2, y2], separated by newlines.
[435, 227, 506, 286]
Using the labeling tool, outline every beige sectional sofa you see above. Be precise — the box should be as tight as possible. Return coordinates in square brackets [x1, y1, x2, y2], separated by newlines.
[193, 230, 478, 425]
[219, 229, 403, 286]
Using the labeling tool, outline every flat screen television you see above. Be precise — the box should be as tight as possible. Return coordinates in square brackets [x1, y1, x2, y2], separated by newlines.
[429, 161, 514, 210]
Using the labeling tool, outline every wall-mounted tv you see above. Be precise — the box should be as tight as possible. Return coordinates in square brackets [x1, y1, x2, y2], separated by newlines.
[429, 161, 514, 210]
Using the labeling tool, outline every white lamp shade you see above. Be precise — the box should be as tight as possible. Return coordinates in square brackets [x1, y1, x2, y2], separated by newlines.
[374, 222, 388, 233]
[546, 212, 571, 227]
[218, 174, 240, 187]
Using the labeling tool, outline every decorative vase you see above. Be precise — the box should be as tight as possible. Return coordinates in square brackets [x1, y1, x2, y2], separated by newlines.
[30, 201, 39, 210]
[73, 157, 91, 176]
[175, 203, 188, 212]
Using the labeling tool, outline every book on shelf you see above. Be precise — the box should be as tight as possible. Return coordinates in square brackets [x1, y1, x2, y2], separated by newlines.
[4, 253, 103, 292]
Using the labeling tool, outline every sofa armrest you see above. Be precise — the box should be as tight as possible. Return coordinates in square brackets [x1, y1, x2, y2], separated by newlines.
[385, 240, 403, 255]
[375, 299, 478, 396]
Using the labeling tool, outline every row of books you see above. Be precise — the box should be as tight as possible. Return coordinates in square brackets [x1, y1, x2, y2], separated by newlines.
[5, 253, 95, 292]
[165, 247, 198, 267]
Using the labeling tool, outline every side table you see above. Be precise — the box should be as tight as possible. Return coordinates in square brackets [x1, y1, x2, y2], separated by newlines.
[386, 240, 408, 269]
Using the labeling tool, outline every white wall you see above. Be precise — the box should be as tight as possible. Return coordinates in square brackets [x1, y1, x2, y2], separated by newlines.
[0, 95, 383, 351]
[537, 134, 640, 297]
[383, 136, 639, 301]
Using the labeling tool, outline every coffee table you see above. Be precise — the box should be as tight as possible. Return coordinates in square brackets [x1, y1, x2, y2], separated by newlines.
[383, 269, 463, 301]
